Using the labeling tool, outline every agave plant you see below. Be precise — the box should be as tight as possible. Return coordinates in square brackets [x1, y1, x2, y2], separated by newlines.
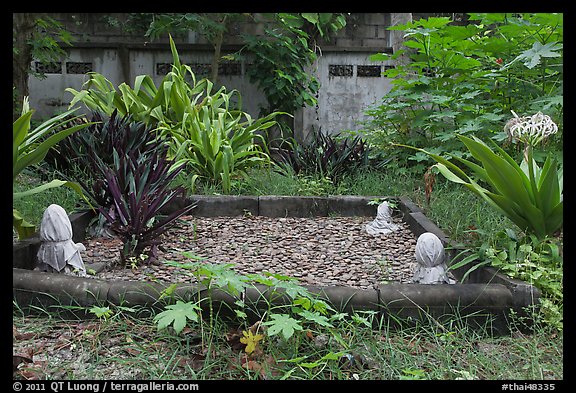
[399, 115, 562, 240]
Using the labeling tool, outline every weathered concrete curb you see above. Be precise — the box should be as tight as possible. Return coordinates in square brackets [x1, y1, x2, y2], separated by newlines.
[12, 268, 515, 333]
[13, 195, 540, 334]
[163, 195, 380, 218]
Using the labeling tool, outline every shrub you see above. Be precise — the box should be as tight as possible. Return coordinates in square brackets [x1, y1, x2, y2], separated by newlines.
[48, 110, 196, 264]
[272, 128, 374, 184]
[46, 110, 160, 209]
[97, 143, 196, 265]
[451, 230, 563, 330]
[67, 35, 285, 194]
[363, 13, 563, 164]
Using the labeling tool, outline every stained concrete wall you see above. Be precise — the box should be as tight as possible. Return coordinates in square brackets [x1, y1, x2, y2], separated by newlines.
[25, 13, 411, 142]
[29, 48, 124, 118]
[294, 51, 395, 142]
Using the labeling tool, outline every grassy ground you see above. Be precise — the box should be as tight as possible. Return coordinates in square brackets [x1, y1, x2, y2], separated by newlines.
[13, 171, 82, 229]
[12, 166, 563, 381]
[13, 301, 563, 380]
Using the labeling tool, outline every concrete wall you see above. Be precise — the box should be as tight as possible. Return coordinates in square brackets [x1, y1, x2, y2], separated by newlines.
[25, 13, 410, 141]
[29, 48, 124, 118]
[295, 51, 394, 141]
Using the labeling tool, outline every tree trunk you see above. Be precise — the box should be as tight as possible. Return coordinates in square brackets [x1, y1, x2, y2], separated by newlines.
[210, 33, 222, 85]
[13, 13, 38, 120]
[209, 14, 227, 85]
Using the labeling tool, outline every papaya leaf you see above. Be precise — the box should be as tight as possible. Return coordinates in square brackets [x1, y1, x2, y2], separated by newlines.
[153, 301, 201, 334]
[263, 313, 303, 340]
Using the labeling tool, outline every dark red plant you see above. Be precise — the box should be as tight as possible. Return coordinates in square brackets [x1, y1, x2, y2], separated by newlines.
[98, 146, 196, 265]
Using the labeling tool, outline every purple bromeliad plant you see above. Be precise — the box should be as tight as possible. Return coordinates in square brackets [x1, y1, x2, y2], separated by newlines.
[77, 111, 196, 265]
[99, 147, 196, 265]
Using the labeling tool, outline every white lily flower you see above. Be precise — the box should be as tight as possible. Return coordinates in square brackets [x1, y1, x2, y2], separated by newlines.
[504, 110, 558, 146]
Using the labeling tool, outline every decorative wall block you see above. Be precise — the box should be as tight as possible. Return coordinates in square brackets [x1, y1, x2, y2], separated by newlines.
[66, 62, 93, 74]
[329, 64, 353, 77]
[156, 61, 243, 77]
[35, 62, 62, 74]
[357, 65, 381, 77]
[218, 62, 241, 76]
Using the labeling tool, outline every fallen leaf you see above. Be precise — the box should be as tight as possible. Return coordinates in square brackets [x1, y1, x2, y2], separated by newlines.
[123, 347, 142, 356]
[13, 325, 36, 341]
[241, 354, 280, 380]
[18, 364, 46, 380]
[13, 354, 33, 373]
[176, 353, 206, 370]
[225, 329, 245, 351]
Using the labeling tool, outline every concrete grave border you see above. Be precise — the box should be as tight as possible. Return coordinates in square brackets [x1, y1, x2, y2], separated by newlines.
[13, 195, 540, 334]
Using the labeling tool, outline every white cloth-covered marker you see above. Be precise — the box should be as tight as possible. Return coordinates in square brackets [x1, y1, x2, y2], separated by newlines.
[411, 232, 455, 284]
[36, 204, 87, 276]
[365, 201, 399, 235]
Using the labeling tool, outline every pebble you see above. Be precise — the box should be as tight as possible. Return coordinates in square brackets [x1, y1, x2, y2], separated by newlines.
[84, 215, 419, 290]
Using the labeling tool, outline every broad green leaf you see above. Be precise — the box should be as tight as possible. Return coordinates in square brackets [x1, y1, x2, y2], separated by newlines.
[515, 41, 562, 69]
[159, 283, 179, 300]
[153, 300, 200, 334]
[296, 309, 333, 328]
[433, 163, 472, 186]
[168, 34, 182, 69]
[263, 313, 303, 340]
[301, 13, 319, 24]
[66, 89, 89, 110]
[13, 110, 34, 167]
[14, 122, 95, 180]
[13, 179, 87, 202]
[458, 136, 534, 207]
[90, 306, 113, 319]
[211, 267, 250, 296]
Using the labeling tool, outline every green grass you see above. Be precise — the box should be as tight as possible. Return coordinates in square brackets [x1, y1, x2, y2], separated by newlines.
[13, 171, 83, 228]
[13, 300, 562, 380]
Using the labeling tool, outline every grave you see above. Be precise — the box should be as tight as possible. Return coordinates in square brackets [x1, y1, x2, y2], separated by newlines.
[13, 195, 540, 335]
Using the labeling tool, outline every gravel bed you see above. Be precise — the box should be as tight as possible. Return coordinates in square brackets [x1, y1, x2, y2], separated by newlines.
[83, 215, 420, 290]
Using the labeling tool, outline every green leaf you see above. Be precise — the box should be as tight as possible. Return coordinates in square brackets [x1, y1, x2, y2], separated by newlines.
[13, 179, 81, 200]
[458, 136, 533, 207]
[90, 306, 113, 320]
[159, 283, 179, 300]
[211, 267, 250, 296]
[300, 13, 319, 24]
[153, 301, 200, 334]
[296, 309, 334, 328]
[13, 209, 36, 239]
[263, 313, 303, 340]
[14, 112, 95, 181]
[514, 41, 562, 69]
